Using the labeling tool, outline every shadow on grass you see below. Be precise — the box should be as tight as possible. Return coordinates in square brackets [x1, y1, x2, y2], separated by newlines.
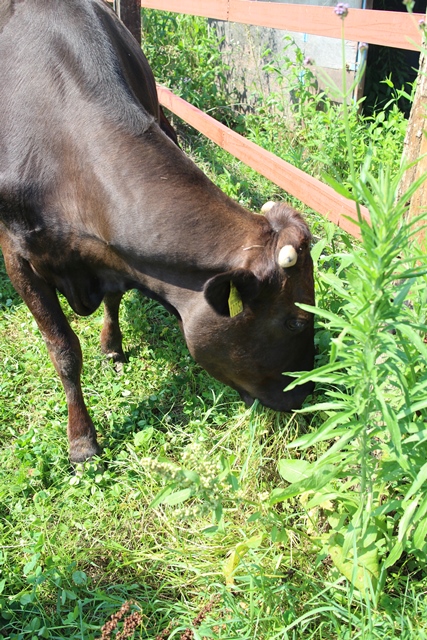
[79, 290, 243, 454]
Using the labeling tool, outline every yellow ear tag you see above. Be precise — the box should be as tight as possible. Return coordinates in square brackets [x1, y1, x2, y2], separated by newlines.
[228, 282, 243, 317]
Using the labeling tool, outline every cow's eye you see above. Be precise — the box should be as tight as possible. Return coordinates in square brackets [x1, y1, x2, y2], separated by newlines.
[285, 318, 307, 332]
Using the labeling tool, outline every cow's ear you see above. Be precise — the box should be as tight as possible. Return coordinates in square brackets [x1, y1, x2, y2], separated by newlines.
[204, 269, 260, 317]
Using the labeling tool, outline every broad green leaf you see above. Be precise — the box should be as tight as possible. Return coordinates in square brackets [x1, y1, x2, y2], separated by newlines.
[411, 493, 427, 525]
[355, 179, 380, 214]
[134, 427, 154, 447]
[319, 272, 350, 296]
[223, 535, 264, 586]
[333, 252, 355, 274]
[394, 324, 427, 359]
[183, 469, 200, 483]
[398, 497, 419, 542]
[269, 467, 337, 504]
[397, 398, 427, 420]
[392, 279, 414, 308]
[284, 360, 350, 392]
[384, 540, 403, 569]
[371, 500, 402, 517]
[375, 392, 402, 459]
[297, 304, 351, 327]
[288, 409, 355, 449]
[321, 173, 354, 200]
[311, 238, 327, 264]
[329, 527, 380, 593]
[306, 492, 338, 510]
[162, 488, 193, 506]
[317, 426, 362, 463]
[149, 484, 175, 509]
[296, 401, 348, 413]
[405, 429, 427, 446]
[72, 571, 87, 586]
[278, 458, 314, 483]
[202, 525, 219, 535]
[20, 593, 35, 605]
[269, 487, 291, 504]
[23, 554, 40, 576]
[411, 377, 427, 396]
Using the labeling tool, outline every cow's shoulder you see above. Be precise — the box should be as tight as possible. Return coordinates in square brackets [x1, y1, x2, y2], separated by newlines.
[0, 0, 155, 137]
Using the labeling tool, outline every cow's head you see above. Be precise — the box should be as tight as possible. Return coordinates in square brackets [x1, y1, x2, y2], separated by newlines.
[183, 203, 315, 411]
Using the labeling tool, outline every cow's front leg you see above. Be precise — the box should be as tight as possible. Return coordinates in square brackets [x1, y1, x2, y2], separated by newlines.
[1, 243, 100, 463]
[101, 292, 125, 362]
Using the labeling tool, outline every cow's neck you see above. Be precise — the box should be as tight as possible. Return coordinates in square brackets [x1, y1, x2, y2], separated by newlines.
[74, 125, 272, 288]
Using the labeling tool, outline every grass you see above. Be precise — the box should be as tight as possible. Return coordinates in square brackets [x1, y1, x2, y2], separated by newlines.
[0, 243, 312, 637]
[0, 270, 317, 638]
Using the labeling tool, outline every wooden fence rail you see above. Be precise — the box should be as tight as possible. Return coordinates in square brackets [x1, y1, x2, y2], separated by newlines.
[115, 1, 423, 237]
[140, 0, 423, 51]
[157, 86, 370, 236]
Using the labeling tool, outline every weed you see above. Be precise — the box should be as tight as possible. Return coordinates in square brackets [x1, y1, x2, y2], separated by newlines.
[98, 601, 142, 640]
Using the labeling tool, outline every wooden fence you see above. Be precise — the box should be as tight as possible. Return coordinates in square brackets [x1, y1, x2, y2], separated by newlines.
[139, 0, 422, 50]
[118, 1, 425, 238]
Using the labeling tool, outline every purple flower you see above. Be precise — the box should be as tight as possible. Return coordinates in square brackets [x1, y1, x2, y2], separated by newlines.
[334, 3, 349, 18]
[304, 56, 313, 65]
[419, 18, 426, 28]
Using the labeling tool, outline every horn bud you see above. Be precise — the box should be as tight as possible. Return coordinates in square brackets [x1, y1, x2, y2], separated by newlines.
[261, 201, 275, 213]
[278, 245, 297, 268]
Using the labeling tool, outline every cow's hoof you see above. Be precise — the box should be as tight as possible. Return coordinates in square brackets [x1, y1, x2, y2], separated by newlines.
[113, 360, 124, 374]
[69, 437, 102, 464]
[103, 348, 126, 363]
[103, 350, 126, 373]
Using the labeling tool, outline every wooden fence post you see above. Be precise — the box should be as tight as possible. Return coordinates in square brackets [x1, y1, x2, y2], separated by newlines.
[113, 0, 141, 45]
[398, 26, 427, 249]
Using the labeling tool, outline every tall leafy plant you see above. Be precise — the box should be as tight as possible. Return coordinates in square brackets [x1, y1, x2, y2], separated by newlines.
[273, 4, 427, 603]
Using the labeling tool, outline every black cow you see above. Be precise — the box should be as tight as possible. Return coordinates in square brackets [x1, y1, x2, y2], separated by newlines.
[0, 0, 315, 463]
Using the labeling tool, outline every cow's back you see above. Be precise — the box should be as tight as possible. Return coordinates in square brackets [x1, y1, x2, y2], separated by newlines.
[0, 0, 168, 251]
[0, 0, 158, 193]
[0, 0, 159, 125]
